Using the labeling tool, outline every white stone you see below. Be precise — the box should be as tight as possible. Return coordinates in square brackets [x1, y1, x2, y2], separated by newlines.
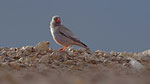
[129, 58, 145, 70]
[142, 50, 150, 56]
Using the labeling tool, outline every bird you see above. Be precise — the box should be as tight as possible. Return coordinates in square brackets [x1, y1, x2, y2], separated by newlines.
[50, 15, 88, 51]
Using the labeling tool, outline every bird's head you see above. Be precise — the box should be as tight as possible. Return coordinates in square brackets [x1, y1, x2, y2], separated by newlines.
[50, 16, 61, 27]
[52, 16, 61, 23]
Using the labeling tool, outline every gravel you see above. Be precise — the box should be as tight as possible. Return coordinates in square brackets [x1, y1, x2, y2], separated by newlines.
[0, 41, 150, 84]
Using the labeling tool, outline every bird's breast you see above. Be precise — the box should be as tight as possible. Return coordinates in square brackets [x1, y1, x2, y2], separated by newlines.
[50, 26, 58, 37]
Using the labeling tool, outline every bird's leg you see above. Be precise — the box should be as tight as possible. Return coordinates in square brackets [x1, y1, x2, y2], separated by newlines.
[58, 46, 67, 51]
[62, 46, 67, 51]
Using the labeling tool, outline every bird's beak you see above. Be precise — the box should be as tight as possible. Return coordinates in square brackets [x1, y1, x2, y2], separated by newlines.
[56, 18, 61, 23]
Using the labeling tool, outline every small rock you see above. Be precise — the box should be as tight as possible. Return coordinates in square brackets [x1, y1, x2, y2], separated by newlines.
[34, 41, 50, 52]
[66, 46, 76, 51]
[78, 48, 86, 53]
[142, 50, 150, 56]
[20, 46, 34, 56]
[0, 51, 7, 56]
[18, 57, 24, 63]
[129, 58, 145, 70]
[3, 57, 13, 62]
[110, 51, 119, 56]
[133, 53, 150, 62]
[39, 55, 50, 63]
[21, 46, 34, 52]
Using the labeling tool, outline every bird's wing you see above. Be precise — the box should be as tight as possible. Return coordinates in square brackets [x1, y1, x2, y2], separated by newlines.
[57, 25, 81, 43]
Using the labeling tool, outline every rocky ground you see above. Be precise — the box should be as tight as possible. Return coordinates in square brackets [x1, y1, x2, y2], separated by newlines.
[0, 41, 150, 84]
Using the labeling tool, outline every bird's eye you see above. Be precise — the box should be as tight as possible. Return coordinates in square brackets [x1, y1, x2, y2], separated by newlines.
[54, 18, 57, 21]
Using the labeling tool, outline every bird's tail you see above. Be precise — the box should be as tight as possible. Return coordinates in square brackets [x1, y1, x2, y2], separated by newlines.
[76, 41, 88, 49]
[80, 42, 88, 48]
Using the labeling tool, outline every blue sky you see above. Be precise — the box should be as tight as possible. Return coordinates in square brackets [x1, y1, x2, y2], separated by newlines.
[0, 0, 150, 52]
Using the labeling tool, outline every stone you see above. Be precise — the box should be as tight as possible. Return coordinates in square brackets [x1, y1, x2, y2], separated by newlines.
[34, 41, 50, 52]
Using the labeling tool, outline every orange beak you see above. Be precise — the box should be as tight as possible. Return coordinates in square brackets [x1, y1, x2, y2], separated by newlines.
[56, 18, 61, 23]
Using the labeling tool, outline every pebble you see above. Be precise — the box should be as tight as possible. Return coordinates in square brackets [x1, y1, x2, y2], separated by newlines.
[142, 50, 150, 56]
[3, 57, 13, 62]
[129, 57, 145, 70]
[34, 41, 50, 52]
